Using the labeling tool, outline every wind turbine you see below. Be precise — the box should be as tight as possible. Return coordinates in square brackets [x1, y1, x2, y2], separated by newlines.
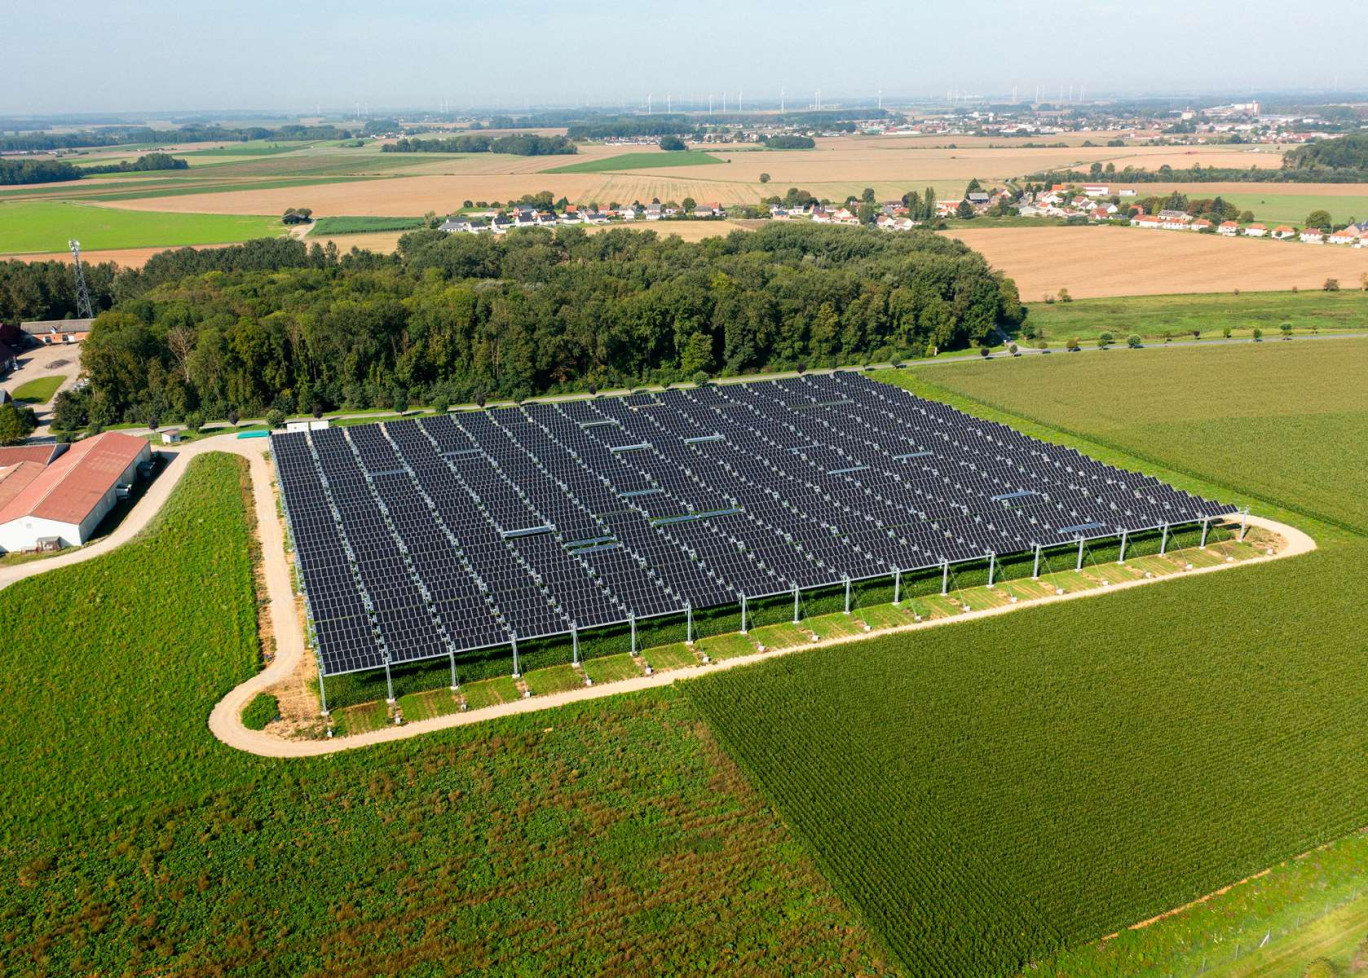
[780, 87, 785, 112]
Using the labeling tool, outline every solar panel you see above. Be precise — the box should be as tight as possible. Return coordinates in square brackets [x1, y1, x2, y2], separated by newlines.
[272, 374, 1232, 677]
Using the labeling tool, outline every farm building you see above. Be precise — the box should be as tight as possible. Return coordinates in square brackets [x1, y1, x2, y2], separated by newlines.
[21, 318, 94, 346]
[0, 432, 151, 553]
[0, 340, 16, 376]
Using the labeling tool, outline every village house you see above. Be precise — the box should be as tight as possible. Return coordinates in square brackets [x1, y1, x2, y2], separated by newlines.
[1132, 214, 1163, 229]
[1328, 227, 1360, 245]
[1191, 218, 1214, 232]
[1271, 225, 1296, 240]
[1300, 228, 1325, 244]
[1217, 221, 1240, 235]
[1244, 223, 1268, 237]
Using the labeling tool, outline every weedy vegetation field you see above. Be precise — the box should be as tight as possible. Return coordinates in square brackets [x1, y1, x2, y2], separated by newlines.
[0, 456, 893, 977]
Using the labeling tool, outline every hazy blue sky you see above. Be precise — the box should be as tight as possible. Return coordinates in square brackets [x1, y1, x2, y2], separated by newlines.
[7, 0, 1367, 116]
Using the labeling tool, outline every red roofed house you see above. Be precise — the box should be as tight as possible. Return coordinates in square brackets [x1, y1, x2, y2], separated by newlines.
[1244, 223, 1268, 237]
[1300, 228, 1325, 244]
[1272, 225, 1296, 239]
[0, 431, 151, 552]
[1218, 221, 1239, 236]
[1191, 218, 1213, 232]
[1328, 227, 1360, 245]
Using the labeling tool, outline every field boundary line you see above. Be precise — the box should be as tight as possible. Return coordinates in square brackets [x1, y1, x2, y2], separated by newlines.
[211, 513, 1312, 758]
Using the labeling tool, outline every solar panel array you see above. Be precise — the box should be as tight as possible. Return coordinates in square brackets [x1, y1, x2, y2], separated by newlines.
[273, 373, 1230, 677]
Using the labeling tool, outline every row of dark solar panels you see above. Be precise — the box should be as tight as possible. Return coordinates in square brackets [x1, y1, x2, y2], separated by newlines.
[273, 372, 1229, 676]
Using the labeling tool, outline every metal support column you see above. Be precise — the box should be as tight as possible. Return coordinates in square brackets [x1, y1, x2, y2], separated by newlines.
[685, 602, 693, 644]
[941, 560, 949, 595]
[629, 614, 638, 655]
[511, 634, 521, 678]
[740, 595, 748, 634]
[1032, 544, 1041, 580]
[448, 649, 458, 691]
[384, 656, 395, 704]
[1160, 523, 1170, 555]
[843, 577, 852, 614]
[1076, 536, 1085, 572]
[318, 663, 329, 716]
[987, 552, 996, 587]
[1118, 529, 1128, 564]
[893, 568, 902, 605]
[1239, 508, 1249, 541]
[793, 586, 801, 624]
[571, 625, 580, 666]
[1200, 517, 1210, 549]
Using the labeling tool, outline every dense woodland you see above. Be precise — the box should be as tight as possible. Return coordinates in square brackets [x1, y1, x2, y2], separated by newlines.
[33, 224, 1022, 429]
[382, 134, 576, 156]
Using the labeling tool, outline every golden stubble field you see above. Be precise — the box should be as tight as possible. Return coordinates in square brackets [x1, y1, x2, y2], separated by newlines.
[947, 225, 1368, 299]
[94, 138, 1290, 217]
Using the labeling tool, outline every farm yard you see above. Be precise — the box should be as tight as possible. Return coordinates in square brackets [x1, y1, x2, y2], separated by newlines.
[946, 224, 1368, 298]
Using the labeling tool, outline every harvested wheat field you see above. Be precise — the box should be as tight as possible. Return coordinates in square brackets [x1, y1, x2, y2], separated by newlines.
[946, 225, 1368, 299]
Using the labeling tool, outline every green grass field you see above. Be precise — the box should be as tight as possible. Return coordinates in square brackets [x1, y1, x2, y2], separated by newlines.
[1206, 191, 1368, 227]
[0, 455, 894, 977]
[8, 375, 65, 403]
[1022, 290, 1368, 344]
[311, 215, 426, 235]
[908, 340, 1368, 534]
[545, 150, 723, 173]
[0, 200, 283, 253]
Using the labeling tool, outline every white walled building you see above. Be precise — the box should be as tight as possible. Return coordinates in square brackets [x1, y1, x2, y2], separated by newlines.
[0, 432, 151, 552]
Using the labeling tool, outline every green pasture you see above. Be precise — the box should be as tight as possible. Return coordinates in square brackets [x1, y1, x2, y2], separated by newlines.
[1021, 289, 1368, 344]
[0, 200, 283, 253]
[546, 150, 724, 173]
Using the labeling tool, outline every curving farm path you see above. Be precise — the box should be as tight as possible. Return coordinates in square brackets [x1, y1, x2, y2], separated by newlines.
[0, 430, 1318, 760]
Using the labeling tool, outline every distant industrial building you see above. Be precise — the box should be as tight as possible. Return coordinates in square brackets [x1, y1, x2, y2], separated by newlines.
[0, 432, 152, 553]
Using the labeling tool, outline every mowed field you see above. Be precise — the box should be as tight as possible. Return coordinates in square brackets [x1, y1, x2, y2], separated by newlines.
[687, 340, 1368, 977]
[0, 200, 284, 254]
[946, 225, 1368, 298]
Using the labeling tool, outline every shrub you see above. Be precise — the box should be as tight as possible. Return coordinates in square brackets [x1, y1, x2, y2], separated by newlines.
[1223, 326, 1232, 339]
[979, 347, 991, 358]
[1301, 958, 1340, 978]
[1127, 334, 1142, 349]
[1008, 343, 1019, 356]
[241, 693, 279, 731]
[1281, 323, 1293, 339]
[431, 394, 450, 414]
[265, 409, 287, 429]
[691, 371, 709, 386]
[1324, 278, 1340, 292]
[1067, 337, 1080, 352]
[184, 411, 204, 434]
[1252, 327, 1263, 341]
[1058, 288, 1072, 303]
[1097, 332, 1114, 349]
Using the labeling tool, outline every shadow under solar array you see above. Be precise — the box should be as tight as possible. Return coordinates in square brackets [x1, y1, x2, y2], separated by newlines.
[272, 373, 1231, 677]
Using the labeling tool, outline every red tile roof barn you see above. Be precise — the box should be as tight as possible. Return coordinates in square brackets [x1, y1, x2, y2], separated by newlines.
[0, 432, 147, 526]
[0, 444, 68, 467]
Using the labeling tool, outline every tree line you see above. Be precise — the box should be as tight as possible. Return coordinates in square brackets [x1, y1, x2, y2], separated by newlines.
[1, 153, 189, 186]
[47, 224, 1023, 430]
[382, 134, 576, 156]
[0, 122, 353, 154]
[1028, 160, 1368, 185]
